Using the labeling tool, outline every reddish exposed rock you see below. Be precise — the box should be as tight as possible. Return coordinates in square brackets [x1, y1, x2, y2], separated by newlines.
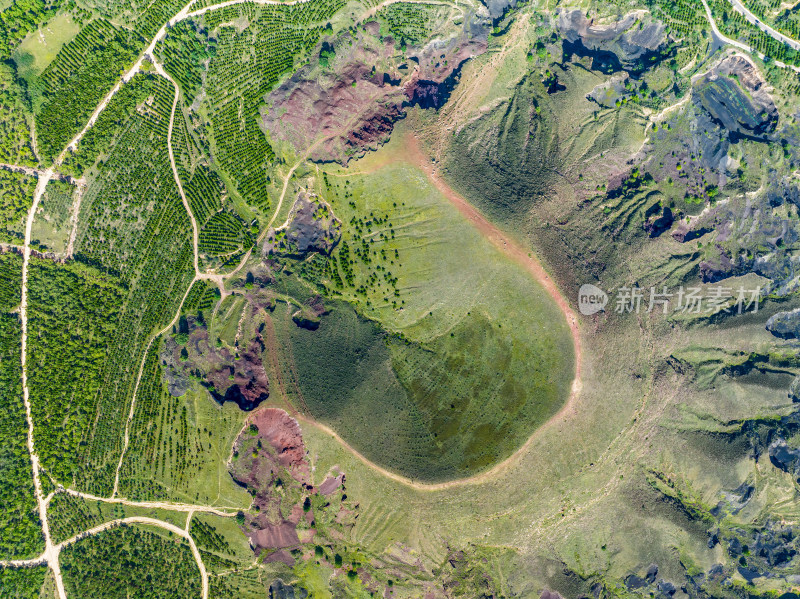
[251, 522, 300, 549]
[229, 408, 313, 552]
[205, 336, 269, 410]
[288, 502, 305, 525]
[262, 14, 489, 164]
[161, 316, 269, 411]
[319, 474, 344, 496]
[264, 550, 295, 567]
[248, 408, 311, 484]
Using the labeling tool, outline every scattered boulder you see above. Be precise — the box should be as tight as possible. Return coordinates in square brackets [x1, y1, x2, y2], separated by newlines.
[625, 575, 648, 590]
[319, 473, 345, 495]
[671, 220, 712, 243]
[645, 564, 658, 583]
[769, 437, 800, 474]
[291, 295, 330, 330]
[789, 375, 800, 402]
[586, 72, 632, 107]
[766, 309, 800, 339]
[269, 579, 308, 599]
[656, 580, 676, 596]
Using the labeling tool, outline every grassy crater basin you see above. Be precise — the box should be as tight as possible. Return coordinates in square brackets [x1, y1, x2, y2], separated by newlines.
[280, 146, 574, 482]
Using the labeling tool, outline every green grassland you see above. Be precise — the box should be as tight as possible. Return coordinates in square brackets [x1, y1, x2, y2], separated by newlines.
[0, 253, 43, 561]
[30, 179, 74, 254]
[11, 12, 80, 81]
[250, 130, 574, 482]
[59, 524, 202, 598]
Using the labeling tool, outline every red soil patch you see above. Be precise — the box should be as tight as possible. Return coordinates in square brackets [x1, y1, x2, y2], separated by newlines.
[248, 407, 311, 485]
[251, 522, 300, 549]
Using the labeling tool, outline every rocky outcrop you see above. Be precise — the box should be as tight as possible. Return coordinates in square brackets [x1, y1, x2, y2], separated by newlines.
[161, 315, 270, 411]
[262, 11, 491, 163]
[558, 9, 668, 74]
[264, 192, 341, 257]
[230, 409, 311, 553]
[769, 437, 800, 474]
[643, 206, 673, 238]
[693, 55, 778, 139]
[790, 375, 800, 402]
[586, 72, 632, 107]
[766, 309, 800, 339]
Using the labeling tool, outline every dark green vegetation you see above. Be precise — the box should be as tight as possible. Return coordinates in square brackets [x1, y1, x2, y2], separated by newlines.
[0, 63, 36, 166]
[60, 525, 202, 598]
[60, 72, 156, 176]
[0, 566, 47, 599]
[34, 18, 143, 161]
[181, 165, 224, 230]
[162, 0, 346, 221]
[182, 279, 220, 315]
[707, 0, 800, 67]
[29, 73, 194, 495]
[48, 492, 107, 545]
[117, 346, 204, 499]
[0, 253, 43, 561]
[27, 259, 125, 489]
[0, 170, 34, 244]
[0, 0, 60, 59]
[156, 21, 216, 103]
[198, 211, 254, 257]
[79, 0, 186, 41]
[47, 492, 187, 545]
[389, 311, 566, 472]
[8, 0, 800, 596]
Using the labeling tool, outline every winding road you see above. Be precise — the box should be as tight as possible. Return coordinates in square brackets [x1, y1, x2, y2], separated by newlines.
[701, 0, 800, 72]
